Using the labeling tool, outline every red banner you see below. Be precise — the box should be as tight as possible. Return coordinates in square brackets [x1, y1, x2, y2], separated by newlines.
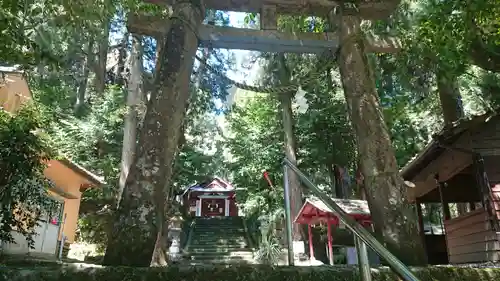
[262, 170, 274, 188]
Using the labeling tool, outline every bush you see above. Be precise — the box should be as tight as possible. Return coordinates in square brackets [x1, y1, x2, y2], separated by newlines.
[0, 104, 55, 247]
[0, 264, 500, 281]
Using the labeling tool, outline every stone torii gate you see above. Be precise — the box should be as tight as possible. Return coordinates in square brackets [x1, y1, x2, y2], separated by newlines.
[104, 0, 410, 267]
[130, 1, 401, 54]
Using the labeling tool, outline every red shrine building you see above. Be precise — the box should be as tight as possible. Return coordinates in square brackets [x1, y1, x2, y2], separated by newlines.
[181, 177, 238, 217]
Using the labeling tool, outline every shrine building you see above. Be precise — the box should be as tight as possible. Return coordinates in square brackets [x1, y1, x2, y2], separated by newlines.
[181, 177, 238, 217]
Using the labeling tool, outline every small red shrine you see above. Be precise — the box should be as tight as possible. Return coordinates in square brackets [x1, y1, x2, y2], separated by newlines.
[295, 197, 372, 264]
[181, 177, 238, 217]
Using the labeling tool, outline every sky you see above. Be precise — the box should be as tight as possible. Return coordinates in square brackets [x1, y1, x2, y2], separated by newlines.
[110, 11, 260, 133]
[212, 12, 259, 120]
[226, 12, 253, 82]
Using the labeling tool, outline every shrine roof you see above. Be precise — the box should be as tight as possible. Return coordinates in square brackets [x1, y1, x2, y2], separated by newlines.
[294, 197, 371, 224]
[182, 176, 234, 196]
[400, 111, 499, 180]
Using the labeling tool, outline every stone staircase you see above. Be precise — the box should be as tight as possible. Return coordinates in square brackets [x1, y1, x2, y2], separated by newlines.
[183, 217, 255, 264]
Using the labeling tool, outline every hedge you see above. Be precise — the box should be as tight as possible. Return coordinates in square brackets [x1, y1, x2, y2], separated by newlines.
[1, 264, 500, 281]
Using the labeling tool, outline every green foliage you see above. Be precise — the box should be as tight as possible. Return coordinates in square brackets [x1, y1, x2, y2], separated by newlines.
[0, 0, 117, 67]
[1, 264, 500, 281]
[226, 95, 284, 216]
[254, 209, 284, 265]
[254, 236, 282, 265]
[32, 85, 125, 248]
[0, 104, 54, 247]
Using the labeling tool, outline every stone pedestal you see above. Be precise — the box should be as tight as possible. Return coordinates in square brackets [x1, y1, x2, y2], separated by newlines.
[168, 227, 182, 262]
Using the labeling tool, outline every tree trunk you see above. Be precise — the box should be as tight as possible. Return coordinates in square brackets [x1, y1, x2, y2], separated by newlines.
[277, 54, 303, 241]
[117, 34, 144, 206]
[469, 36, 500, 73]
[74, 40, 93, 114]
[437, 72, 468, 215]
[95, 14, 111, 94]
[333, 165, 346, 198]
[437, 72, 464, 127]
[328, 162, 337, 196]
[114, 33, 129, 87]
[103, 2, 204, 267]
[337, 15, 427, 265]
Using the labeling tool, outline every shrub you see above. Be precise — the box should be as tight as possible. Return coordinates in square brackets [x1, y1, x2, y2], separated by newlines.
[0, 104, 54, 248]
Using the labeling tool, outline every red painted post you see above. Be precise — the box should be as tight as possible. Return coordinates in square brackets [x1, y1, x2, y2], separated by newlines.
[327, 222, 334, 265]
[308, 224, 315, 259]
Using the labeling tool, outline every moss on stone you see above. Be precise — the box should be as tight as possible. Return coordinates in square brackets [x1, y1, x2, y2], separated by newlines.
[0, 264, 499, 281]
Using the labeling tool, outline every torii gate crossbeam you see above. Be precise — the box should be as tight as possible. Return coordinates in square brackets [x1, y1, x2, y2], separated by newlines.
[128, 13, 401, 54]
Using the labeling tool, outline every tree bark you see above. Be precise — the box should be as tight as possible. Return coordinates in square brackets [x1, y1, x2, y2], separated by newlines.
[95, 12, 111, 95]
[337, 15, 427, 265]
[114, 33, 129, 87]
[437, 72, 464, 127]
[436, 72, 468, 215]
[277, 54, 303, 241]
[74, 40, 93, 114]
[103, 1, 204, 267]
[469, 37, 500, 73]
[117, 34, 144, 206]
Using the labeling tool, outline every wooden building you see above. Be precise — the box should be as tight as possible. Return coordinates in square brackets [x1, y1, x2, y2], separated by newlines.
[401, 112, 500, 264]
[181, 177, 238, 217]
[294, 197, 375, 265]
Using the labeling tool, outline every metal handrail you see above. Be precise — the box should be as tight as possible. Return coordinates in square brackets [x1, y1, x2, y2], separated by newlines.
[283, 158, 420, 281]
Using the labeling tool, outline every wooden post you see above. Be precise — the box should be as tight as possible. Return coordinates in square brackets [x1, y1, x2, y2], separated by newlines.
[327, 222, 334, 265]
[438, 182, 451, 220]
[308, 224, 315, 260]
[470, 202, 476, 211]
[415, 199, 428, 260]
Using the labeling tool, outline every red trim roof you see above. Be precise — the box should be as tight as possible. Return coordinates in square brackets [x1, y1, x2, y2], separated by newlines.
[182, 177, 235, 196]
[294, 197, 371, 225]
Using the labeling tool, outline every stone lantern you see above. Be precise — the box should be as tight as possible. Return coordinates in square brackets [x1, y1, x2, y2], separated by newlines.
[168, 215, 183, 262]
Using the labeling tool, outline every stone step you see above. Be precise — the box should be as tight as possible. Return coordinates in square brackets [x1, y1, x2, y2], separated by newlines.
[190, 242, 247, 247]
[189, 255, 254, 262]
[195, 226, 243, 229]
[191, 236, 247, 241]
[187, 248, 253, 254]
[195, 221, 242, 224]
[184, 217, 253, 265]
[194, 231, 244, 234]
[188, 251, 253, 258]
[189, 238, 247, 243]
[180, 259, 256, 265]
[195, 224, 243, 228]
[190, 241, 247, 245]
[189, 243, 248, 246]
[193, 233, 244, 237]
[194, 227, 244, 231]
[193, 236, 246, 240]
[188, 248, 250, 253]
